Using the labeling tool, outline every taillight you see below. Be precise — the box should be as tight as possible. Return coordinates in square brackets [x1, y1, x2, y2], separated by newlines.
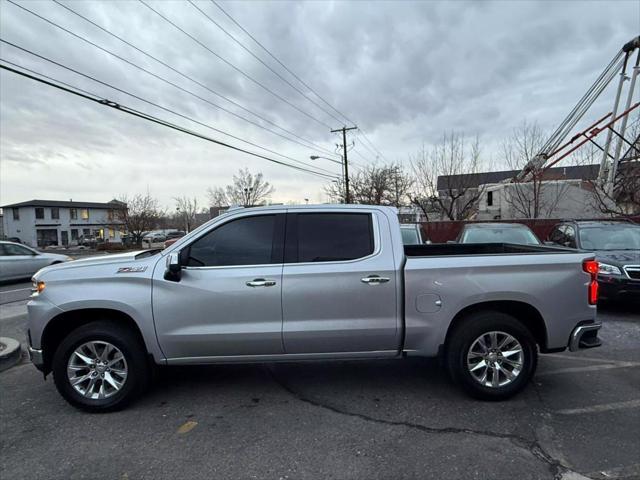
[582, 260, 599, 305]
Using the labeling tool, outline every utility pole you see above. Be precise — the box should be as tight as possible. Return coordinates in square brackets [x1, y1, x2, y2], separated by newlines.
[330, 125, 357, 203]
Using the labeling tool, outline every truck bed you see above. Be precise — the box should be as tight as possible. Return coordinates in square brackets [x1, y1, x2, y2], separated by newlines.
[404, 242, 574, 257]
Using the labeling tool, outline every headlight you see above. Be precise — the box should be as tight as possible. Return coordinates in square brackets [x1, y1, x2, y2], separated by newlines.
[598, 263, 622, 275]
[31, 280, 46, 294]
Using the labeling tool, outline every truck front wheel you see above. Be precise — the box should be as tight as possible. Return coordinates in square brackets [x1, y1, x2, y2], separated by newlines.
[446, 311, 538, 400]
[52, 321, 150, 412]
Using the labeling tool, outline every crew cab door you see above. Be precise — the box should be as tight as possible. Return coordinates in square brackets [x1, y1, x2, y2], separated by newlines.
[152, 212, 285, 360]
[281, 210, 400, 354]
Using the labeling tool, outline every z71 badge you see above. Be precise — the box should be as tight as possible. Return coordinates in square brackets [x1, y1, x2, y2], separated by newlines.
[116, 266, 148, 273]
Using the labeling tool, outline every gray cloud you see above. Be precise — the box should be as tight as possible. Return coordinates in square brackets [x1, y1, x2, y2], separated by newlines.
[1, 0, 638, 208]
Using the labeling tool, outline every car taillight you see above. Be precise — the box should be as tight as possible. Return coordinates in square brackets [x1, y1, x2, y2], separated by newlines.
[582, 260, 599, 305]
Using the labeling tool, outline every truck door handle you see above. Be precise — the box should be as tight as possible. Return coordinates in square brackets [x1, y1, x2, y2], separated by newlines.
[246, 278, 276, 287]
[361, 275, 390, 285]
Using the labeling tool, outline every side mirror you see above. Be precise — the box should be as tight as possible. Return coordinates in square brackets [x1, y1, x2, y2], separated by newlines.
[164, 251, 182, 281]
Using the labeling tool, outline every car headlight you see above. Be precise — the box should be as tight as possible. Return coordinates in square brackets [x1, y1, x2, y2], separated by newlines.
[31, 279, 46, 294]
[598, 263, 622, 275]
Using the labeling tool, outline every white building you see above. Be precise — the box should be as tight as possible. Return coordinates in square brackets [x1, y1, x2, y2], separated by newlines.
[1, 199, 126, 247]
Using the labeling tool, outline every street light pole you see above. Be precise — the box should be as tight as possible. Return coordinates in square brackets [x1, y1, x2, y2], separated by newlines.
[330, 126, 357, 203]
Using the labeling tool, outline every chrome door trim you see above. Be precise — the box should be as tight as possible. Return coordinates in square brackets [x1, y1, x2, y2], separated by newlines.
[165, 350, 400, 365]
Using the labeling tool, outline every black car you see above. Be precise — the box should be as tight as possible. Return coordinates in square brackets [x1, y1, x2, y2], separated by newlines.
[548, 220, 640, 301]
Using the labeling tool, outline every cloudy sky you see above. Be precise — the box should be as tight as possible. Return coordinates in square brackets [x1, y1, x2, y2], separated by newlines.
[1, 0, 638, 209]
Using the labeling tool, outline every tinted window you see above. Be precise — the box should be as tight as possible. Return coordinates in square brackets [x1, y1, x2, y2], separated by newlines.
[564, 226, 576, 248]
[549, 226, 564, 244]
[401, 227, 420, 245]
[295, 213, 374, 262]
[3, 244, 34, 256]
[579, 225, 640, 250]
[187, 215, 276, 267]
[462, 227, 540, 245]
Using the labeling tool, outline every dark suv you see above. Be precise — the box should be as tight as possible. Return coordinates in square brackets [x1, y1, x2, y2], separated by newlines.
[548, 220, 640, 300]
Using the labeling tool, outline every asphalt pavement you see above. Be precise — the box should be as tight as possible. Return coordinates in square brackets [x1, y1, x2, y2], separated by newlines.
[0, 291, 638, 480]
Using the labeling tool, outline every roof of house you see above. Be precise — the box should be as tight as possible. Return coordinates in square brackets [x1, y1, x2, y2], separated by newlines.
[1, 199, 127, 209]
[437, 164, 601, 191]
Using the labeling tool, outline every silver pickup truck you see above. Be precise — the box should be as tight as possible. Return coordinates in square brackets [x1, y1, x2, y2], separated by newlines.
[27, 205, 601, 412]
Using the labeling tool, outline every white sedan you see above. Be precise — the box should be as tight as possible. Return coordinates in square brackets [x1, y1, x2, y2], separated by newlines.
[0, 241, 71, 282]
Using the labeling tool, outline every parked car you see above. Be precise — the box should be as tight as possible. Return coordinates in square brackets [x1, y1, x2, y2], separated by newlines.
[166, 231, 186, 240]
[456, 223, 542, 245]
[400, 224, 427, 244]
[0, 241, 71, 282]
[143, 232, 167, 243]
[0, 236, 23, 244]
[78, 236, 98, 248]
[163, 231, 186, 249]
[27, 205, 600, 412]
[548, 220, 640, 300]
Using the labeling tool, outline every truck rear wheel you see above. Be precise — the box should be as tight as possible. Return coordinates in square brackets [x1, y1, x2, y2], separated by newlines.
[446, 311, 537, 400]
[52, 321, 150, 412]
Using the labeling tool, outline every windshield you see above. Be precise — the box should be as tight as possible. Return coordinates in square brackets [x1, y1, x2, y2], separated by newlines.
[401, 228, 420, 244]
[579, 225, 640, 250]
[462, 227, 540, 245]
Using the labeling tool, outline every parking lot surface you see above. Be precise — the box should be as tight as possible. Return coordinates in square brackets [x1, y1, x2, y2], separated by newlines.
[0, 295, 638, 480]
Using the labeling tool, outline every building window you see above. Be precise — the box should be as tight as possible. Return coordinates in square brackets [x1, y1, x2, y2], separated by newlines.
[35, 207, 44, 219]
[83, 228, 91, 236]
[81, 209, 89, 220]
[51, 207, 60, 220]
[12, 208, 19, 220]
[71, 229, 79, 241]
[487, 191, 494, 207]
[108, 228, 115, 239]
[70, 208, 77, 220]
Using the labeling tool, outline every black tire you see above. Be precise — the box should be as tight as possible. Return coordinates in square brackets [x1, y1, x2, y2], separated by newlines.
[446, 311, 538, 400]
[52, 321, 150, 412]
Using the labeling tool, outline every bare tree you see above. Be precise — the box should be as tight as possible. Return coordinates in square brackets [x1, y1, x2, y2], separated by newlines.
[114, 193, 162, 246]
[502, 121, 569, 219]
[410, 133, 485, 220]
[324, 163, 413, 206]
[207, 168, 274, 207]
[324, 177, 347, 204]
[174, 196, 199, 232]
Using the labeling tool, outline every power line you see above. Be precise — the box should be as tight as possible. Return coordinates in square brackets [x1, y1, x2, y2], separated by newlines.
[8, 0, 340, 160]
[138, 0, 334, 130]
[0, 62, 339, 180]
[50, 0, 340, 160]
[210, 0, 390, 162]
[210, 0, 354, 127]
[0, 41, 338, 177]
[358, 130, 388, 162]
[188, 0, 345, 126]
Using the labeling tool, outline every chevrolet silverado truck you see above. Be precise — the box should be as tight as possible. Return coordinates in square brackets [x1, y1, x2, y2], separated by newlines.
[27, 205, 602, 412]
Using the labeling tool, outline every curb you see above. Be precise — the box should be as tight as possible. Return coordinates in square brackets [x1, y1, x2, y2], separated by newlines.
[0, 337, 22, 372]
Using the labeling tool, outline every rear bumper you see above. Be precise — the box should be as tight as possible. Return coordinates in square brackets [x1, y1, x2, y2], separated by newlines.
[569, 322, 602, 352]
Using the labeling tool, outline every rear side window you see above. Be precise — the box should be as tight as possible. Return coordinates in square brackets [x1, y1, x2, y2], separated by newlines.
[291, 213, 374, 263]
[186, 215, 277, 267]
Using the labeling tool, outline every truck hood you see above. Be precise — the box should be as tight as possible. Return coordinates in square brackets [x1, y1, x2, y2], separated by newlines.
[33, 250, 161, 279]
[593, 249, 640, 266]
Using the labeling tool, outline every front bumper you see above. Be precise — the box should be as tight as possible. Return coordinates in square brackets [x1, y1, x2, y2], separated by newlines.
[569, 322, 602, 352]
[598, 275, 640, 300]
[28, 345, 44, 370]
